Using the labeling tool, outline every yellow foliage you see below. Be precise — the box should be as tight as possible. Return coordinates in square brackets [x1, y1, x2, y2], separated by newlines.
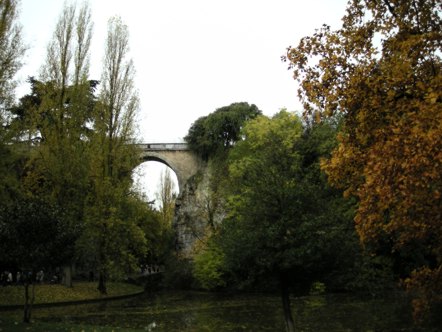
[284, 0, 442, 320]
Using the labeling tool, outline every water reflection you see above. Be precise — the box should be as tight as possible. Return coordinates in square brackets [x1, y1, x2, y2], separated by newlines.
[4, 291, 440, 331]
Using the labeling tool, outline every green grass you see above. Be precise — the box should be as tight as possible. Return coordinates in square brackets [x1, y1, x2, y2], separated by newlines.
[0, 282, 145, 331]
[0, 282, 143, 306]
[0, 318, 147, 332]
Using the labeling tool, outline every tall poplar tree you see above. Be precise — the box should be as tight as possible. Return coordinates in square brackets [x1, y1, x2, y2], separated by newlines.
[0, 0, 26, 114]
[84, 16, 146, 294]
[0, 0, 26, 204]
[156, 168, 176, 227]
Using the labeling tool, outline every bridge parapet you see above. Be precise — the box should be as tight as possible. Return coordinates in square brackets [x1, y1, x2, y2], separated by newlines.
[136, 143, 189, 151]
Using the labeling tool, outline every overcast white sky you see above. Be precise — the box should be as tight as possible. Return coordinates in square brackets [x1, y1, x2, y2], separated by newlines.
[16, 0, 349, 202]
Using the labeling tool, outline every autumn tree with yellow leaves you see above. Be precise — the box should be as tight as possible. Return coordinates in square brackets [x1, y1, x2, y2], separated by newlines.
[284, 0, 441, 320]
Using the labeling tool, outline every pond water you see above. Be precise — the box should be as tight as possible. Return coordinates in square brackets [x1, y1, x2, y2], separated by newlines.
[2, 291, 440, 331]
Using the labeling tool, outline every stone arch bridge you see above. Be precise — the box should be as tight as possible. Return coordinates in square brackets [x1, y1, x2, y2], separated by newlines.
[136, 143, 202, 192]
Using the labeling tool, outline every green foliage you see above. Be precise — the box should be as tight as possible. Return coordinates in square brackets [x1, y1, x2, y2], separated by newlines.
[221, 111, 302, 282]
[134, 196, 174, 267]
[218, 111, 358, 291]
[350, 254, 396, 296]
[0, 196, 76, 270]
[9, 77, 98, 143]
[4, 3, 97, 286]
[162, 255, 196, 290]
[79, 180, 148, 281]
[9, 77, 98, 278]
[156, 168, 176, 227]
[0, 5, 157, 299]
[309, 281, 326, 295]
[0, 144, 26, 205]
[0, 0, 26, 110]
[0, 0, 27, 219]
[79, 15, 142, 294]
[0, 5, 166, 317]
[193, 238, 226, 290]
[185, 102, 261, 160]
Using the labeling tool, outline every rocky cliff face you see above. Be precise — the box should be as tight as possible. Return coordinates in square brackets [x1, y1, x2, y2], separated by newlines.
[173, 163, 225, 257]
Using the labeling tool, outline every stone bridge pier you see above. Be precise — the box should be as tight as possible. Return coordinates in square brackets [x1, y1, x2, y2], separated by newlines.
[137, 143, 202, 192]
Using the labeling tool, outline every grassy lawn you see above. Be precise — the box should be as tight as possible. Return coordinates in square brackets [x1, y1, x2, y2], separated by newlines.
[0, 282, 143, 306]
[0, 282, 145, 331]
[0, 319, 147, 332]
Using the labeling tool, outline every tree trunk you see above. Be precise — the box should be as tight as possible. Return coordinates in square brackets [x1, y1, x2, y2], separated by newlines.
[97, 270, 107, 294]
[62, 264, 73, 287]
[23, 281, 35, 323]
[280, 272, 295, 332]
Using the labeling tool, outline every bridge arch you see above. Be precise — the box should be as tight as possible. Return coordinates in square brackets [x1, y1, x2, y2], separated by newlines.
[137, 143, 201, 193]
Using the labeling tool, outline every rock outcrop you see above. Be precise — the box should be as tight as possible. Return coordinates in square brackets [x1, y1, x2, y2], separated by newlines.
[173, 163, 225, 257]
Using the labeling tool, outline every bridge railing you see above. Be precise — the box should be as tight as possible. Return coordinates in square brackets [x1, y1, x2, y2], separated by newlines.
[136, 143, 189, 151]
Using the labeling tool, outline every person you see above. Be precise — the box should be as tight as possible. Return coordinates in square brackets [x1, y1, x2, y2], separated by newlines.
[7, 271, 13, 285]
[50, 274, 59, 284]
[36, 270, 44, 283]
[16, 271, 21, 285]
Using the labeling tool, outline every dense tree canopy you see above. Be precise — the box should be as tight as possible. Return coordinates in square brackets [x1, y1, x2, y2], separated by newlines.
[0, 3, 160, 306]
[0, 197, 74, 272]
[12, 3, 96, 289]
[0, 196, 76, 322]
[0, 5, 176, 325]
[4, 0, 441, 327]
[284, 0, 441, 319]
[221, 112, 358, 286]
[185, 102, 261, 160]
[213, 111, 357, 332]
